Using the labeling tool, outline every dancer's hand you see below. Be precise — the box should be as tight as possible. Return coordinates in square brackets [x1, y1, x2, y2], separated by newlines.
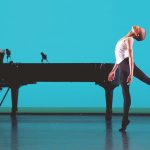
[108, 71, 115, 81]
[127, 74, 133, 85]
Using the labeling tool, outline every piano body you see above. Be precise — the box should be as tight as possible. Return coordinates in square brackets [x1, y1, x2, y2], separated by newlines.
[0, 62, 119, 119]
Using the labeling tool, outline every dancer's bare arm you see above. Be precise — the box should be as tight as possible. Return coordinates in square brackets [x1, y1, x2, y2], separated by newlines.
[125, 37, 134, 84]
[108, 63, 119, 81]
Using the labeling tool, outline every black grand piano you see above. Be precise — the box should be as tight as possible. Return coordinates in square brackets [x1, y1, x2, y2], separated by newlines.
[0, 53, 120, 120]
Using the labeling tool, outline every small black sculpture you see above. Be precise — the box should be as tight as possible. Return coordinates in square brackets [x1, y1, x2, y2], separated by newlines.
[41, 52, 48, 63]
[5, 48, 11, 62]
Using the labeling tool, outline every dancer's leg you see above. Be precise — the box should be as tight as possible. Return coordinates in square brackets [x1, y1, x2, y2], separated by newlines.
[120, 71, 131, 122]
[119, 62, 131, 131]
[134, 64, 150, 85]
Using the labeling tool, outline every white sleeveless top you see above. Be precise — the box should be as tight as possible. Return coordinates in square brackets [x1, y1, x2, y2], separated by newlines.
[115, 37, 133, 64]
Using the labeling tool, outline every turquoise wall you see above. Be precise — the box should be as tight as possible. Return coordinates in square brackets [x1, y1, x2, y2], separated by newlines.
[0, 0, 150, 109]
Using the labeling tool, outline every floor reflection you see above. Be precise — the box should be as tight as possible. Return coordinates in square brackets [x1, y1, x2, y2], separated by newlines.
[0, 115, 132, 150]
[10, 115, 18, 150]
[105, 120, 130, 150]
[121, 131, 129, 150]
[105, 121, 113, 150]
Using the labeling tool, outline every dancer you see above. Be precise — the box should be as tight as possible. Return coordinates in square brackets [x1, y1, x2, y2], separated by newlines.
[108, 25, 147, 132]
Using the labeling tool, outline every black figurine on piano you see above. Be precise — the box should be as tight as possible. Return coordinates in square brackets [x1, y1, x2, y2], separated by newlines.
[41, 52, 48, 63]
[5, 48, 11, 62]
[0, 49, 5, 64]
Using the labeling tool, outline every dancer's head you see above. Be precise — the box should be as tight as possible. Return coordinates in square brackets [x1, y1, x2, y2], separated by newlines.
[131, 25, 146, 41]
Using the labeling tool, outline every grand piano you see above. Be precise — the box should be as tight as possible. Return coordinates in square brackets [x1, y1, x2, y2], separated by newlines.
[0, 53, 120, 119]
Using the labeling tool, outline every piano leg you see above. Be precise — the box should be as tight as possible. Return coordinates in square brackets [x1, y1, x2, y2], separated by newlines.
[11, 87, 19, 116]
[105, 88, 114, 120]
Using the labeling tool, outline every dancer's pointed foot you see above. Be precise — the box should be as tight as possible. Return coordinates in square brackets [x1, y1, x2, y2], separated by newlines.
[119, 120, 130, 132]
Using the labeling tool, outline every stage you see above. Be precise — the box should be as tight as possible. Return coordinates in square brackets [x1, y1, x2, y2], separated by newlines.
[0, 114, 149, 150]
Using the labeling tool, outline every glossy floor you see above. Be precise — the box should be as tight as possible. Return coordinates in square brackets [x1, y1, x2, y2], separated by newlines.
[0, 114, 150, 150]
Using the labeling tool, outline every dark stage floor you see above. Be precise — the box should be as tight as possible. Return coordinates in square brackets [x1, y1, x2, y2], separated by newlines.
[0, 114, 150, 150]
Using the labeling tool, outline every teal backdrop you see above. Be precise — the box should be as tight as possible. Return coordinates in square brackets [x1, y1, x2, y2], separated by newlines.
[0, 0, 150, 111]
